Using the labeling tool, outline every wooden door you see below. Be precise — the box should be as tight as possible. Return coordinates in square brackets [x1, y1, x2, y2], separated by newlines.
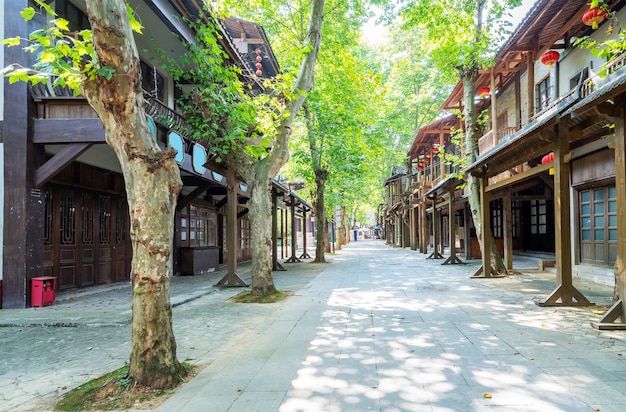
[580, 186, 617, 265]
[97, 194, 113, 284]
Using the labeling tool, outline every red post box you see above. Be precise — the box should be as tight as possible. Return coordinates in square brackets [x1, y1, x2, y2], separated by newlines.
[31, 277, 56, 308]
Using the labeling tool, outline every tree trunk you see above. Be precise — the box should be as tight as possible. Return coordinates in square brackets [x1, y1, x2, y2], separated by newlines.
[226, 0, 325, 296]
[83, 0, 184, 388]
[461, 70, 507, 274]
[247, 167, 278, 296]
[313, 169, 328, 262]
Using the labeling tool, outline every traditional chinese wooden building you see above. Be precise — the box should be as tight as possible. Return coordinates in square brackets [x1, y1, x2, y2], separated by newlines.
[0, 0, 310, 308]
[387, 0, 626, 327]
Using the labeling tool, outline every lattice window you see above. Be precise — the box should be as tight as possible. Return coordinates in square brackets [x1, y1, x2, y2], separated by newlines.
[99, 195, 111, 244]
[82, 193, 94, 245]
[116, 197, 127, 243]
[60, 190, 76, 245]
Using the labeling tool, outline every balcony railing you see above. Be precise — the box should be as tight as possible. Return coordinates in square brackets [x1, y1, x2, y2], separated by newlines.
[30, 78, 211, 154]
[580, 52, 626, 98]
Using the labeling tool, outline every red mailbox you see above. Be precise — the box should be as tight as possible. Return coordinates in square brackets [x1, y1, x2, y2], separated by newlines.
[31, 277, 56, 308]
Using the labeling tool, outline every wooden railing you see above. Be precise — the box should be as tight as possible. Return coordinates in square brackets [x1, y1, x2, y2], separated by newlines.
[30, 78, 212, 153]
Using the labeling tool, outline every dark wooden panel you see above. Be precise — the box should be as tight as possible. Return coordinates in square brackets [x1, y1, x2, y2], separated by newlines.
[98, 261, 113, 284]
[80, 264, 95, 287]
[59, 265, 77, 290]
[572, 149, 616, 186]
[33, 118, 105, 143]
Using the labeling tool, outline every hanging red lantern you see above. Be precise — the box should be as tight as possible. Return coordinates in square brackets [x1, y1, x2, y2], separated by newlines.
[542, 152, 555, 175]
[255, 48, 262, 55]
[478, 87, 490, 98]
[541, 50, 560, 69]
[582, 7, 607, 30]
[255, 69, 263, 77]
[255, 62, 262, 69]
[256, 55, 262, 63]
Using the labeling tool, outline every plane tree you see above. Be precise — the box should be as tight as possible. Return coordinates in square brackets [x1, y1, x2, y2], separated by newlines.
[4, 0, 185, 388]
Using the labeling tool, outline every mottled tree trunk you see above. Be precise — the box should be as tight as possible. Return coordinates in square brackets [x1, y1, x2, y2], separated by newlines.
[313, 169, 328, 262]
[83, 0, 184, 388]
[247, 166, 278, 296]
[462, 70, 507, 274]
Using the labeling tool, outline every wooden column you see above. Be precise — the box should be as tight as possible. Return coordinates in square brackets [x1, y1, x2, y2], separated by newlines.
[419, 202, 427, 254]
[427, 201, 443, 259]
[490, 68, 498, 139]
[503, 190, 513, 270]
[472, 175, 499, 277]
[299, 208, 311, 259]
[272, 189, 285, 271]
[286, 197, 301, 263]
[539, 117, 590, 306]
[464, 205, 471, 260]
[527, 51, 535, 119]
[215, 169, 247, 287]
[594, 94, 626, 328]
[442, 184, 464, 265]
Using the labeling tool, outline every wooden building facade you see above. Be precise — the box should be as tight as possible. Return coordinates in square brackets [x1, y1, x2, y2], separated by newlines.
[0, 0, 310, 308]
[384, 0, 626, 326]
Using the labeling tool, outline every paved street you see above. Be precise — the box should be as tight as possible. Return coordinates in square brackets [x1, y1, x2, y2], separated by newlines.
[2, 240, 626, 411]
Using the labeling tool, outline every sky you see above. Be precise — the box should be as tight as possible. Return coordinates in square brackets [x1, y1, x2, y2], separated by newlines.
[362, 0, 538, 45]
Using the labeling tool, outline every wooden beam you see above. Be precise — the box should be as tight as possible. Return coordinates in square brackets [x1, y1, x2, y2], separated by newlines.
[33, 118, 105, 143]
[33, 143, 93, 188]
[485, 162, 552, 193]
[176, 186, 209, 211]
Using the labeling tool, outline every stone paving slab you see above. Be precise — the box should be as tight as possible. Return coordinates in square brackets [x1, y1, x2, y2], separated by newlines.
[2, 241, 626, 411]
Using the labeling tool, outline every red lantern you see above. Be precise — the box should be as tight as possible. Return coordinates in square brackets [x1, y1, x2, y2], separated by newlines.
[255, 62, 262, 69]
[582, 7, 607, 30]
[478, 87, 490, 98]
[255, 48, 262, 55]
[541, 51, 560, 69]
[542, 152, 555, 175]
[256, 69, 263, 77]
[256, 55, 262, 62]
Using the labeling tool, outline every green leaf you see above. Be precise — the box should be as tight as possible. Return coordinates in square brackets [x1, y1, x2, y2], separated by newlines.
[2, 37, 22, 47]
[53, 18, 70, 31]
[127, 4, 144, 34]
[40, 50, 57, 63]
[34, 0, 57, 17]
[20, 7, 36, 21]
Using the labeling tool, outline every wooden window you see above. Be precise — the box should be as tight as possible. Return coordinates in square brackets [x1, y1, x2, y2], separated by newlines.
[56, 0, 90, 32]
[580, 186, 617, 265]
[181, 205, 217, 247]
[529, 199, 547, 235]
[99, 195, 111, 244]
[240, 218, 251, 250]
[60, 190, 76, 245]
[140, 60, 165, 101]
[536, 76, 551, 112]
[512, 202, 520, 238]
[570, 68, 589, 91]
[82, 193, 94, 245]
[115, 198, 127, 243]
[490, 199, 503, 238]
